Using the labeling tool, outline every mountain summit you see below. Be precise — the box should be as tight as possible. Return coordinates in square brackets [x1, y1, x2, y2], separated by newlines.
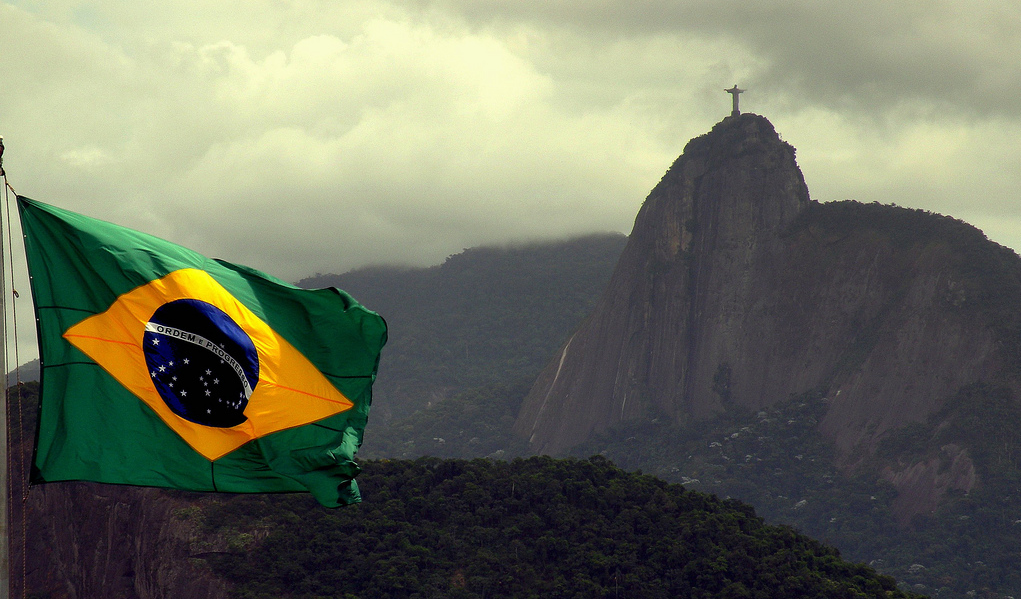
[515, 114, 1007, 517]
[517, 113, 812, 452]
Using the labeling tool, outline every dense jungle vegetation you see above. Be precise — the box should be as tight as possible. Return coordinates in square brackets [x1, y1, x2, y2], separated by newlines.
[198, 457, 920, 599]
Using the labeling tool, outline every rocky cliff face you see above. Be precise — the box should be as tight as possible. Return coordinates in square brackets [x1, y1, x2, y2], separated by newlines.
[18, 484, 231, 599]
[9, 384, 231, 599]
[515, 114, 1016, 519]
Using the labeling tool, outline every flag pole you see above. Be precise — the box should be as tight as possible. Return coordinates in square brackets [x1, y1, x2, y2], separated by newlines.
[0, 134, 11, 599]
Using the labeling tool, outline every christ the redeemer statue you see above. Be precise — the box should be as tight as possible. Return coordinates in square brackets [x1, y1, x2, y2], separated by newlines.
[725, 85, 744, 116]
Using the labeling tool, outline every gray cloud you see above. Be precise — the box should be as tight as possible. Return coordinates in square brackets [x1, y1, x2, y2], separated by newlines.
[410, 0, 1021, 116]
[2, 4, 672, 282]
[2, 0, 1019, 288]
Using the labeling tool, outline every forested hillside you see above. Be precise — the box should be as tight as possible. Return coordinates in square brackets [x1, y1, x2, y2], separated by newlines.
[199, 456, 920, 599]
[299, 233, 626, 422]
[15, 377, 923, 598]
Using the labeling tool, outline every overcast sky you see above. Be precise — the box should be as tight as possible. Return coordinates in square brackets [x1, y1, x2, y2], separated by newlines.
[2, 0, 1020, 288]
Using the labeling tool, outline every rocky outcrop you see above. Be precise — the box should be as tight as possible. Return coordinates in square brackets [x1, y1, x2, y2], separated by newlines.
[881, 444, 977, 527]
[517, 115, 810, 451]
[515, 113, 1012, 494]
[17, 484, 231, 599]
[8, 383, 231, 599]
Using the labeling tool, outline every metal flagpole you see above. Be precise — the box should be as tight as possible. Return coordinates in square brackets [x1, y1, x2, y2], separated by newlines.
[0, 134, 11, 599]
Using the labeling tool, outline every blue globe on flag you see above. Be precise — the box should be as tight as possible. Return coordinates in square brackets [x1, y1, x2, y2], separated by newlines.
[143, 299, 260, 428]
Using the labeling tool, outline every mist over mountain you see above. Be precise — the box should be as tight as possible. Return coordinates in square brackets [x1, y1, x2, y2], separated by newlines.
[298, 234, 626, 423]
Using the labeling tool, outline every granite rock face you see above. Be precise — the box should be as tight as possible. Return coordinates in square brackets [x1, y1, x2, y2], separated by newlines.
[517, 114, 812, 452]
[18, 484, 230, 599]
[515, 113, 1006, 496]
[9, 385, 231, 599]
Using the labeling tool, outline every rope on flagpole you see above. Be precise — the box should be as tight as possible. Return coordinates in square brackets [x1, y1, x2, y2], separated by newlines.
[0, 135, 10, 599]
[1, 138, 28, 599]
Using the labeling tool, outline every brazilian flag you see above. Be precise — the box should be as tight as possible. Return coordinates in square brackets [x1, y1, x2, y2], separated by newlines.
[19, 196, 387, 506]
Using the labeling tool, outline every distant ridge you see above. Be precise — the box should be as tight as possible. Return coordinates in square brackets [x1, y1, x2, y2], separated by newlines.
[6, 358, 39, 383]
[301, 233, 627, 421]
